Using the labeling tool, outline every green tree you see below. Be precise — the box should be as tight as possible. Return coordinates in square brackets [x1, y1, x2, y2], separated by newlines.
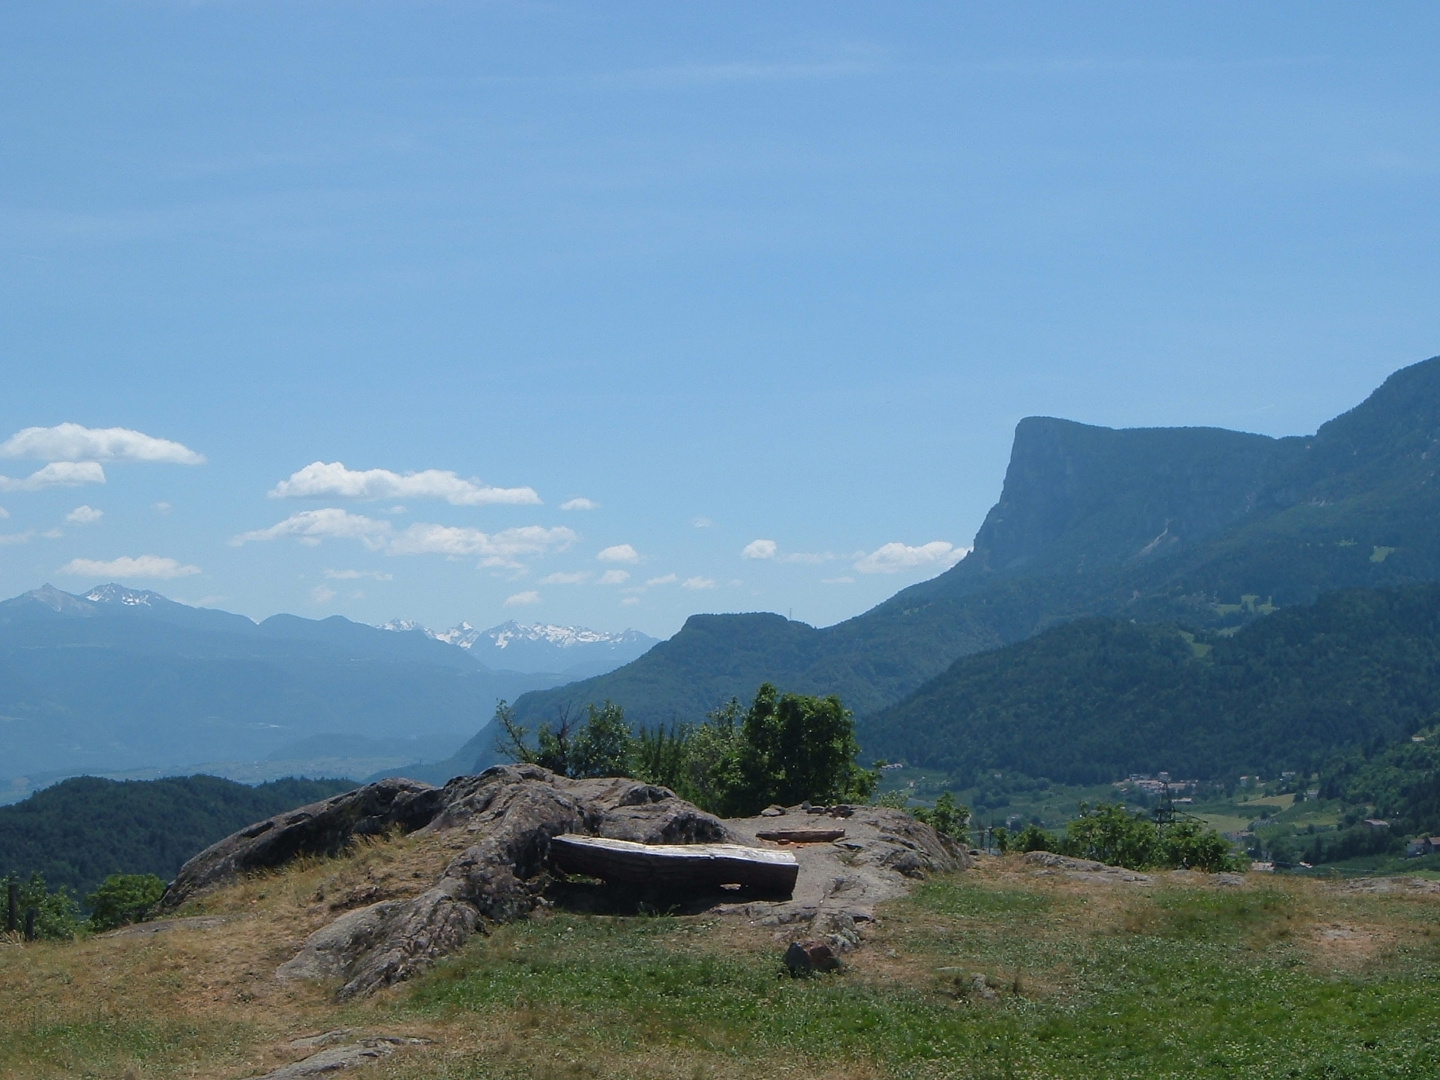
[493, 700, 576, 775]
[2, 872, 82, 940]
[913, 792, 971, 841]
[729, 683, 877, 814]
[1157, 820, 1244, 872]
[85, 873, 166, 932]
[570, 702, 634, 779]
[1061, 803, 1158, 868]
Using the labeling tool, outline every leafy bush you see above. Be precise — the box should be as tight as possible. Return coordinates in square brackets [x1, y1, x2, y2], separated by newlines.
[1062, 802, 1160, 868]
[1007, 804, 1242, 872]
[1014, 823, 1056, 852]
[912, 792, 970, 840]
[85, 873, 166, 932]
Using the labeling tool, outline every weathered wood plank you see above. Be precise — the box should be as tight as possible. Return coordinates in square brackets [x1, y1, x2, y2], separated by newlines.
[549, 835, 798, 896]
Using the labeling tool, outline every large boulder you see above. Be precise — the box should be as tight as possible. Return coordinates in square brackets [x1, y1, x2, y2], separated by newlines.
[171, 764, 734, 998]
[160, 778, 444, 911]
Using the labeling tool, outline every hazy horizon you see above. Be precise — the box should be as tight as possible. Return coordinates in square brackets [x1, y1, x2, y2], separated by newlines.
[4, 3, 1438, 637]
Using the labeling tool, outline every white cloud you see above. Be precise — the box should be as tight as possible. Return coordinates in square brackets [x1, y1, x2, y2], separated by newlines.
[324, 568, 393, 581]
[692, 517, 714, 529]
[0, 531, 32, 545]
[560, 497, 599, 511]
[41, 528, 64, 539]
[540, 571, 590, 585]
[0, 507, 7, 518]
[741, 537, 833, 563]
[742, 538, 777, 560]
[854, 541, 969, 574]
[152, 501, 172, 514]
[822, 576, 855, 585]
[231, 508, 392, 548]
[66, 505, 103, 524]
[646, 574, 678, 586]
[0, 423, 204, 465]
[310, 585, 337, 605]
[388, 524, 576, 568]
[598, 569, 630, 585]
[0, 461, 106, 492]
[58, 555, 202, 580]
[597, 544, 640, 564]
[683, 576, 717, 590]
[270, 461, 539, 506]
[621, 596, 640, 606]
[233, 509, 575, 571]
[505, 590, 542, 607]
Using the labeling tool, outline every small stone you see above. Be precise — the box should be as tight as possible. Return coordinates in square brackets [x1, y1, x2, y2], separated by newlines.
[784, 939, 840, 975]
[760, 806, 785, 817]
[969, 973, 998, 1001]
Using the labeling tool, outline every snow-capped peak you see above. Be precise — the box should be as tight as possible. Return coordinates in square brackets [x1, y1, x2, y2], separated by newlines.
[483, 620, 643, 649]
[84, 583, 163, 608]
[379, 617, 644, 650]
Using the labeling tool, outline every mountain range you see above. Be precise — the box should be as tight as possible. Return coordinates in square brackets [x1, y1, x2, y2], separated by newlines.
[503, 355, 1440, 762]
[0, 586, 646, 799]
[380, 618, 656, 676]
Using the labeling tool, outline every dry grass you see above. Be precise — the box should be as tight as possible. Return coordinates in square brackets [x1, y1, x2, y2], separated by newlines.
[2, 846, 1439, 1079]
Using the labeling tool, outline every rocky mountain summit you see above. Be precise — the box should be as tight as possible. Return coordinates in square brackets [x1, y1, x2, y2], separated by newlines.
[160, 765, 965, 1000]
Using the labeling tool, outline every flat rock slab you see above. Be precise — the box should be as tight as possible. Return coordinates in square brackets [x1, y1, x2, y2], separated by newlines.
[755, 829, 846, 844]
[250, 1036, 428, 1079]
[99, 915, 236, 937]
[721, 804, 968, 926]
[1023, 851, 1155, 884]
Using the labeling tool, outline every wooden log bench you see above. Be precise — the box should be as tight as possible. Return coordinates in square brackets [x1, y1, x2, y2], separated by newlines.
[549, 835, 799, 897]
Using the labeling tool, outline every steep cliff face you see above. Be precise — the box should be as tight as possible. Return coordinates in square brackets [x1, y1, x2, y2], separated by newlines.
[506, 355, 1440, 731]
[968, 419, 1296, 575]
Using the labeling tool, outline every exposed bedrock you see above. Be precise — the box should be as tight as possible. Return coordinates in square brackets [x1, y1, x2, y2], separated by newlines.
[163, 764, 960, 1000]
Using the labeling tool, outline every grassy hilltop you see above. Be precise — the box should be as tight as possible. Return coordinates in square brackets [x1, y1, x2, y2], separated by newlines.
[2, 829, 1439, 1079]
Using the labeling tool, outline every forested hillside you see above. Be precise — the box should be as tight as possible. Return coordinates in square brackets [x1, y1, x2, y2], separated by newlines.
[860, 585, 1440, 785]
[507, 355, 1440, 729]
[0, 775, 355, 896]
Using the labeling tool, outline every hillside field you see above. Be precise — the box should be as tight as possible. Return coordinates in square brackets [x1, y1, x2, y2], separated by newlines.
[2, 832, 1438, 1079]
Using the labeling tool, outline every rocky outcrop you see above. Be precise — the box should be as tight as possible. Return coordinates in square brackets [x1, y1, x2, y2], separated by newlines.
[167, 766, 962, 1001]
[160, 778, 445, 911]
[165, 765, 731, 998]
[723, 803, 969, 930]
[278, 766, 736, 998]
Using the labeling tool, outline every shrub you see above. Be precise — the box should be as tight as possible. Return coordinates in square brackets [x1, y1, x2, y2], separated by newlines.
[913, 792, 970, 840]
[496, 683, 876, 817]
[0, 872, 83, 940]
[85, 873, 166, 932]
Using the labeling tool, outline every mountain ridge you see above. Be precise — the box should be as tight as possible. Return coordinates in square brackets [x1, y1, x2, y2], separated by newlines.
[502, 354, 1440, 728]
[379, 617, 657, 675]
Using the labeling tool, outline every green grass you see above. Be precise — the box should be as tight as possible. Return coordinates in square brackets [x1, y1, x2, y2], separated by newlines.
[396, 874, 1440, 1079]
[0, 1011, 258, 1079]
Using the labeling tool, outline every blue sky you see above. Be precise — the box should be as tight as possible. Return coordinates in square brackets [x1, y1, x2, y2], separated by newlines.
[2, 2, 1438, 637]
